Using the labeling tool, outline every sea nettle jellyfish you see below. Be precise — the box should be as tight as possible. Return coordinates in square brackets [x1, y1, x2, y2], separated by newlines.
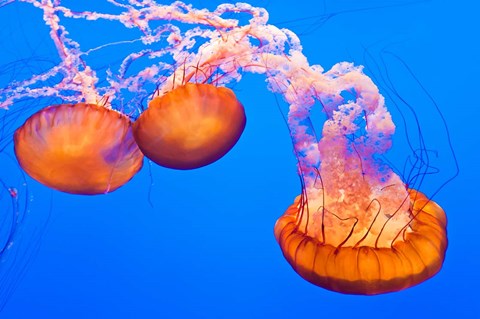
[0, 0, 450, 295]
[133, 83, 246, 169]
[14, 103, 143, 194]
[272, 63, 448, 294]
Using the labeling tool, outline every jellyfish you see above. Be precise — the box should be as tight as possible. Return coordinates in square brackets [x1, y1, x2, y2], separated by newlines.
[0, 0, 453, 296]
[133, 83, 246, 169]
[272, 62, 448, 294]
[14, 103, 144, 194]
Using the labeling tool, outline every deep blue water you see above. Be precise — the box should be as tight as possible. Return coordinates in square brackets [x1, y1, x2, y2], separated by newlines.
[0, 0, 477, 318]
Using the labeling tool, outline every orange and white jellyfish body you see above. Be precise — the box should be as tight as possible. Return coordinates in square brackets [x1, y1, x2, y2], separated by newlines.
[14, 103, 143, 194]
[273, 63, 447, 294]
[133, 83, 246, 169]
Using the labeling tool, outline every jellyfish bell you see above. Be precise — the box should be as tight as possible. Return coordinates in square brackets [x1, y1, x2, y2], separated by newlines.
[133, 82, 246, 170]
[274, 189, 447, 295]
[14, 103, 144, 195]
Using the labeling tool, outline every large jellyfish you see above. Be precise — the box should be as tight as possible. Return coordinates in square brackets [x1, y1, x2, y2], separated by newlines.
[272, 65, 448, 294]
[0, 0, 453, 296]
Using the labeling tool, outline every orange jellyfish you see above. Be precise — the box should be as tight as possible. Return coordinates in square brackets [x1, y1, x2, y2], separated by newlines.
[0, 0, 451, 296]
[14, 103, 144, 194]
[273, 63, 448, 295]
[133, 83, 246, 170]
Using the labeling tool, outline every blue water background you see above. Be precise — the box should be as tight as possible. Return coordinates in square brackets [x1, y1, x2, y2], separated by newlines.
[0, 0, 477, 318]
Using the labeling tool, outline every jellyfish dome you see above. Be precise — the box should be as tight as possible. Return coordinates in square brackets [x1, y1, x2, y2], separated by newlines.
[275, 190, 447, 294]
[133, 83, 246, 169]
[14, 103, 143, 194]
